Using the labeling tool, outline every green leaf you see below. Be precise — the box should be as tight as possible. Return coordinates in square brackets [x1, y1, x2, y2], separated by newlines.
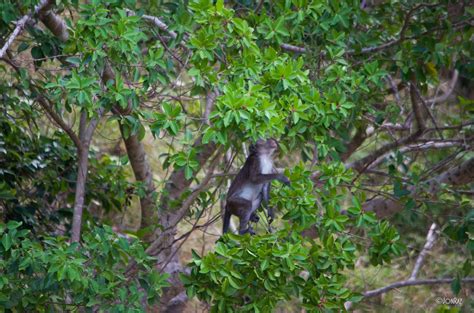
[66, 57, 82, 66]
[451, 276, 461, 295]
[227, 276, 241, 289]
[1, 234, 12, 251]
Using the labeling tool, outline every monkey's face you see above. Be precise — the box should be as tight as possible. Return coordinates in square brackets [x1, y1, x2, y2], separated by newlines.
[254, 138, 278, 155]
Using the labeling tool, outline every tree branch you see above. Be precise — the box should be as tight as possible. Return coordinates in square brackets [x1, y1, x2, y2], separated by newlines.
[125, 9, 178, 39]
[0, 0, 50, 58]
[119, 125, 158, 232]
[36, 96, 82, 150]
[348, 82, 426, 173]
[363, 277, 474, 298]
[38, 0, 69, 42]
[70, 108, 103, 243]
[281, 4, 461, 57]
[363, 157, 474, 218]
[425, 70, 459, 105]
[368, 140, 471, 170]
[409, 223, 438, 281]
[341, 125, 368, 162]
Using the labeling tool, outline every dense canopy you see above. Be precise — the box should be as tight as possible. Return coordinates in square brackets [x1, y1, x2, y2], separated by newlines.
[0, 0, 473, 312]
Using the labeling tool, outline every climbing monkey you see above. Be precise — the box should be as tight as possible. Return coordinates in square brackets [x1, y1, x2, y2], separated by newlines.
[222, 138, 290, 235]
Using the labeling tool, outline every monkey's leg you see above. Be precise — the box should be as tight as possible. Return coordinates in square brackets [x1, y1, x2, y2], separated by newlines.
[250, 212, 259, 223]
[226, 196, 254, 235]
[244, 197, 263, 235]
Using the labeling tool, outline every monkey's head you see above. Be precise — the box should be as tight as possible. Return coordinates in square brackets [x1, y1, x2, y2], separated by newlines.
[250, 138, 279, 155]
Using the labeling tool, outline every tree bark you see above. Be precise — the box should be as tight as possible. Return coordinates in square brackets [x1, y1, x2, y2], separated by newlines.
[70, 111, 101, 242]
[120, 129, 157, 234]
[70, 145, 89, 243]
[38, 0, 69, 42]
[340, 125, 368, 162]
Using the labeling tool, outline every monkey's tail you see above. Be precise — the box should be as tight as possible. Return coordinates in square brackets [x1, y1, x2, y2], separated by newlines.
[222, 208, 231, 234]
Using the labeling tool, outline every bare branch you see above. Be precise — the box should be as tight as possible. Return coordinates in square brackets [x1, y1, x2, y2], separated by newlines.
[368, 140, 470, 169]
[36, 96, 82, 150]
[0, 0, 50, 58]
[125, 9, 178, 39]
[363, 277, 474, 298]
[279, 43, 307, 53]
[409, 223, 438, 280]
[425, 70, 459, 105]
[348, 82, 425, 173]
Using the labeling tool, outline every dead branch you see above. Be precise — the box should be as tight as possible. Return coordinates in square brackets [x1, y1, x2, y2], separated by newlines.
[409, 223, 438, 280]
[0, 0, 50, 58]
[368, 140, 471, 169]
[363, 277, 474, 298]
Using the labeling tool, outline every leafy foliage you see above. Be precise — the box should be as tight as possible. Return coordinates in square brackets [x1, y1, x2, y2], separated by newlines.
[0, 221, 169, 311]
[0, 0, 472, 311]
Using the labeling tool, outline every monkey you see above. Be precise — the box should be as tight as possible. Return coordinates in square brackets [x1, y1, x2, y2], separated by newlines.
[222, 138, 290, 235]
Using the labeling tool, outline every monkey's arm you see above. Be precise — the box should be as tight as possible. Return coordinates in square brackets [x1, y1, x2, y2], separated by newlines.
[262, 183, 274, 223]
[249, 173, 290, 185]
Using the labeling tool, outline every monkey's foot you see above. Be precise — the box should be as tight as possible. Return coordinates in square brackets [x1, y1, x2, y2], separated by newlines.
[239, 227, 256, 235]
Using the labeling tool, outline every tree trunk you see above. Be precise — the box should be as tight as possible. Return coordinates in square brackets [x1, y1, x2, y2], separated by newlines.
[154, 139, 217, 312]
[70, 145, 89, 243]
[120, 128, 157, 236]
